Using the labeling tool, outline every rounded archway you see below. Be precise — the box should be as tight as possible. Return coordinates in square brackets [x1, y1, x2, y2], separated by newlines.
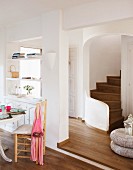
[83, 34, 121, 96]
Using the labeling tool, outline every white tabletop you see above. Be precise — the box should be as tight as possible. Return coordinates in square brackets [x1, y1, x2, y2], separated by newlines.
[0, 114, 23, 162]
[0, 115, 23, 124]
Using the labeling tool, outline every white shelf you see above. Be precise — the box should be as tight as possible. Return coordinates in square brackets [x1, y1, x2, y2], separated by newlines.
[4, 95, 43, 105]
[6, 78, 42, 82]
[7, 56, 42, 61]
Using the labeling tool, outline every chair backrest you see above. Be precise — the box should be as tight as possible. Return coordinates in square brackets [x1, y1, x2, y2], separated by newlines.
[35, 100, 47, 129]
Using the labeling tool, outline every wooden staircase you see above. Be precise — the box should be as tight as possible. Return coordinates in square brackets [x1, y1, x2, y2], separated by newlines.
[90, 76, 124, 132]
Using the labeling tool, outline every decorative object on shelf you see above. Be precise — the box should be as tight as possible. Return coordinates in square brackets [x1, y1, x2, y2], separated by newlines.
[0, 105, 5, 114]
[9, 108, 26, 115]
[10, 65, 19, 78]
[6, 106, 11, 112]
[46, 52, 56, 70]
[22, 77, 32, 79]
[0, 109, 2, 115]
[23, 85, 34, 95]
[124, 114, 133, 136]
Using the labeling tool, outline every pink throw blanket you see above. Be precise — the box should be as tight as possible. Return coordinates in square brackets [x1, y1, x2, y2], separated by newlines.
[31, 105, 44, 165]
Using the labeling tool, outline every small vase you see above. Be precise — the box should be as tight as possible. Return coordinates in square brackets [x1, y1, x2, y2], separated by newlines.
[27, 91, 32, 96]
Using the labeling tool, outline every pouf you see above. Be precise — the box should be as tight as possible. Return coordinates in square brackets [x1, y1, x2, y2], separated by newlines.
[111, 141, 133, 158]
[110, 128, 133, 148]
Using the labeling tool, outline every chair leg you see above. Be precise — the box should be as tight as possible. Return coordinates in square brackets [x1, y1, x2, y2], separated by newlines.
[36, 138, 39, 164]
[14, 134, 18, 162]
[24, 138, 26, 151]
[43, 136, 46, 155]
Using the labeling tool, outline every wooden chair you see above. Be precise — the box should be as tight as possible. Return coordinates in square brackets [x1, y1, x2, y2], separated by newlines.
[13, 100, 47, 163]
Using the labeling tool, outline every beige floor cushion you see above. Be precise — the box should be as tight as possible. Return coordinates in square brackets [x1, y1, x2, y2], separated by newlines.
[111, 141, 133, 158]
[110, 128, 133, 148]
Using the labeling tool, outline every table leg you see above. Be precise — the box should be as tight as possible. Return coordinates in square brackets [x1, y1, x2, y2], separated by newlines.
[2, 143, 9, 151]
[0, 140, 12, 162]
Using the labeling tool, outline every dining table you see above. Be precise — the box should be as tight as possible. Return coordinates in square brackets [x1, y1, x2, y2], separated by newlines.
[0, 114, 23, 162]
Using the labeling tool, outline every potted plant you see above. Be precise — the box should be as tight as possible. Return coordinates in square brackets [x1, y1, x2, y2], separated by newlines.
[23, 85, 34, 95]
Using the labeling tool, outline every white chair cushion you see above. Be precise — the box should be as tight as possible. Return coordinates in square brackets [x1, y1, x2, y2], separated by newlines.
[12, 124, 32, 134]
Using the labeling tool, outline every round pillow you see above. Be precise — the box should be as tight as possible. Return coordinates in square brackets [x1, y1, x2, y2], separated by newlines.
[111, 141, 133, 158]
[110, 128, 133, 148]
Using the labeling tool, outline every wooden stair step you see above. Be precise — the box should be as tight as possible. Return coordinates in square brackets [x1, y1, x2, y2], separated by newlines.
[110, 115, 123, 123]
[90, 90, 120, 101]
[107, 76, 121, 86]
[109, 116, 124, 132]
[107, 76, 120, 79]
[91, 74, 122, 132]
[103, 101, 121, 109]
[96, 83, 120, 94]
[109, 109, 122, 120]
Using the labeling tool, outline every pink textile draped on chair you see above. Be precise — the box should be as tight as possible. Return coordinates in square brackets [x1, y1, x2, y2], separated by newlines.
[31, 104, 44, 165]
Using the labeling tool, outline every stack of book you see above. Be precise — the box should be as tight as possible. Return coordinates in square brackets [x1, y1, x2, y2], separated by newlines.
[26, 53, 41, 58]
[12, 53, 25, 59]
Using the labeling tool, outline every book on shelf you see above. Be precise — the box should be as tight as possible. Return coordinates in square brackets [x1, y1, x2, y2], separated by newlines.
[12, 52, 25, 59]
[13, 52, 25, 56]
[26, 53, 41, 58]
[12, 56, 25, 59]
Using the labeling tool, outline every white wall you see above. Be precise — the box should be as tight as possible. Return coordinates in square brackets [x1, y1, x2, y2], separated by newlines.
[42, 11, 60, 148]
[0, 28, 6, 101]
[89, 35, 121, 90]
[59, 30, 69, 142]
[85, 96, 109, 131]
[81, 20, 133, 118]
[83, 19, 133, 44]
[42, 10, 69, 148]
[6, 17, 41, 42]
[63, 0, 133, 30]
[4, 11, 69, 150]
[83, 39, 90, 94]
[19, 38, 42, 49]
[5, 42, 20, 96]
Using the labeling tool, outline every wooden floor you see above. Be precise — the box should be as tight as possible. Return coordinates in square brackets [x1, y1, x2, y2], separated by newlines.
[0, 129, 102, 170]
[59, 118, 133, 170]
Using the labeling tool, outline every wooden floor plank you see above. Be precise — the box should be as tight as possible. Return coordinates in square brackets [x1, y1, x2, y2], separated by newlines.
[59, 118, 133, 170]
[0, 129, 101, 170]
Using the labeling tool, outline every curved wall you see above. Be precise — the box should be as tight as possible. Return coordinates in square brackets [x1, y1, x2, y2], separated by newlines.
[89, 35, 121, 90]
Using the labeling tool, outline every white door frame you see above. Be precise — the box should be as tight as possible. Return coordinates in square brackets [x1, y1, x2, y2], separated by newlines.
[121, 35, 133, 117]
[69, 46, 78, 118]
[126, 43, 133, 116]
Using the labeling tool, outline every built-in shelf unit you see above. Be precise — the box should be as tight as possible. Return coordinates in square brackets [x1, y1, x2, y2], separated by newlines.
[6, 38, 42, 98]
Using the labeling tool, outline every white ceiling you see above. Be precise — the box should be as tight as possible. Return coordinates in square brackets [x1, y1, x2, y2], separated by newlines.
[0, 0, 95, 27]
